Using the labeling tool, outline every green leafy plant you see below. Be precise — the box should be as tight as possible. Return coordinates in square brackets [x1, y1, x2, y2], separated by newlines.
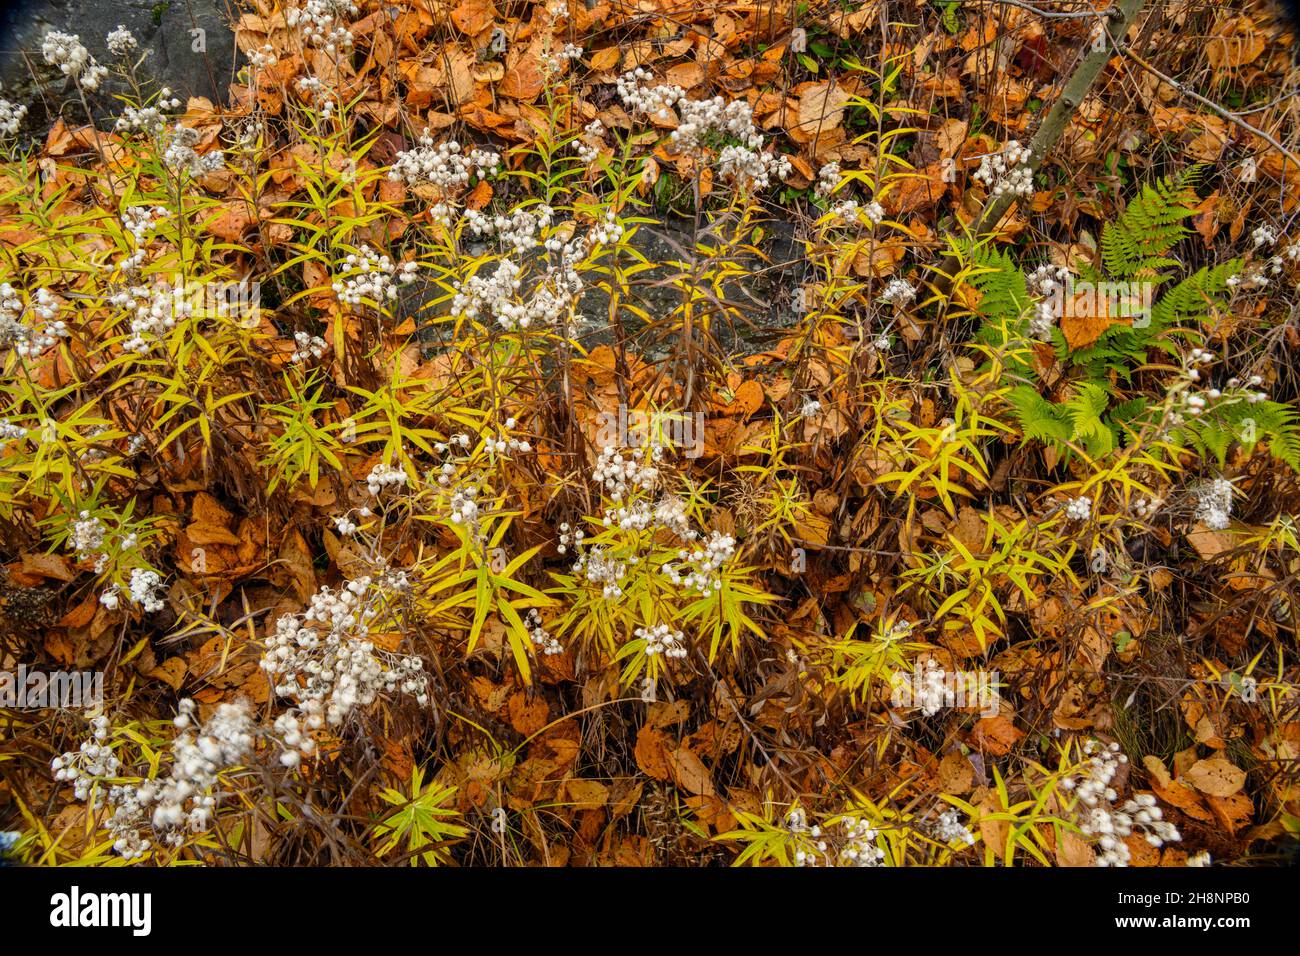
[372, 766, 467, 866]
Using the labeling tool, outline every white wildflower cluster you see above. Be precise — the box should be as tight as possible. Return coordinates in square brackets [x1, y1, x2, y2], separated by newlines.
[879, 277, 916, 308]
[680, 98, 790, 189]
[233, 116, 268, 153]
[129, 568, 165, 611]
[295, 76, 336, 118]
[70, 511, 109, 569]
[603, 493, 669, 533]
[1223, 371, 1269, 404]
[671, 93, 754, 152]
[451, 245, 587, 331]
[785, 808, 886, 867]
[835, 815, 887, 866]
[1186, 850, 1212, 867]
[105, 26, 138, 57]
[650, 496, 692, 537]
[1225, 267, 1266, 293]
[1065, 496, 1092, 522]
[429, 438, 487, 533]
[332, 506, 369, 536]
[432, 431, 474, 472]
[592, 443, 662, 503]
[41, 31, 108, 92]
[0, 283, 67, 358]
[862, 208, 885, 234]
[717, 142, 792, 191]
[290, 330, 328, 363]
[1027, 263, 1071, 296]
[973, 140, 1034, 198]
[1175, 347, 1220, 420]
[815, 161, 841, 199]
[161, 124, 224, 178]
[332, 245, 420, 307]
[1182, 346, 1216, 385]
[565, 444, 739, 604]
[261, 572, 429, 733]
[575, 119, 605, 163]
[109, 280, 188, 353]
[0, 417, 25, 453]
[541, 42, 583, 73]
[121, 204, 168, 246]
[1193, 477, 1234, 530]
[829, 198, 885, 228]
[1132, 495, 1162, 519]
[1163, 351, 1267, 436]
[575, 545, 628, 599]
[54, 702, 257, 859]
[51, 716, 135, 857]
[0, 98, 26, 137]
[616, 68, 684, 120]
[1251, 224, 1277, 249]
[527, 609, 563, 656]
[1061, 739, 1180, 866]
[585, 208, 625, 245]
[784, 807, 825, 867]
[270, 711, 313, 768]
[150, 700, 254, 840]
[97, 784, 156, 859]
[1226, 236, 1294, 291]
[389, 132, 500, 193]
[69, 509, 143, 578]
[663, 530, 735, 598]
[427, 426, 527, 531]
[897, 659, 958, 716]
[800, 398, 822, 418]
[51, 715, 118, 804]
[617, 69, 790, 189]
[287, 0, 358, 53]
[115, 206, 166, 274]
[451, 194, 622, 331]
[248, 44, 279, 69]
[933, 807, 976, 846]
[1026, 263, 1071, 340]
[557, 521, 584, 555]
[446, 482, 481, 528]
[452, 258, 522, 327]
[464, 203, 555, 256]
[366, 461, 409, 496]
[484, 417, 532, 457]
[100, 567, 166, 613]
[636, 623, 687, 659]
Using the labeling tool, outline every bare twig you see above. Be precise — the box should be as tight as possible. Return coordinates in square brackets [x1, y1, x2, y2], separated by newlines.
[1112, 40, 1300, 173]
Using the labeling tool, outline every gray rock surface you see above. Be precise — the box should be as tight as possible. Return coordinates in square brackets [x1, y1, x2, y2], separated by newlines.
[407, 215, 808, 357]
[0, 0, 238, 131]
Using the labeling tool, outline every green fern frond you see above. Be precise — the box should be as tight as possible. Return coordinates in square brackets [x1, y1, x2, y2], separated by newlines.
[1007, 386, 1072, 446]
[1146, 260, 1240, 332]
[1179, 399, 1300, 472]
[1100, 166, 1202, 279]
[966, 243, 1032, 337]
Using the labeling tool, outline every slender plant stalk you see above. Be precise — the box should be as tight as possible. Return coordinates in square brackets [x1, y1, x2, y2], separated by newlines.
[934, 0, 1149, 287]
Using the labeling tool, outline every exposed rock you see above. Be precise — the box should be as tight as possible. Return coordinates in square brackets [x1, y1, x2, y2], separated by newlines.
[406, 215, 808, 357]
[0, 0, 238, 134]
